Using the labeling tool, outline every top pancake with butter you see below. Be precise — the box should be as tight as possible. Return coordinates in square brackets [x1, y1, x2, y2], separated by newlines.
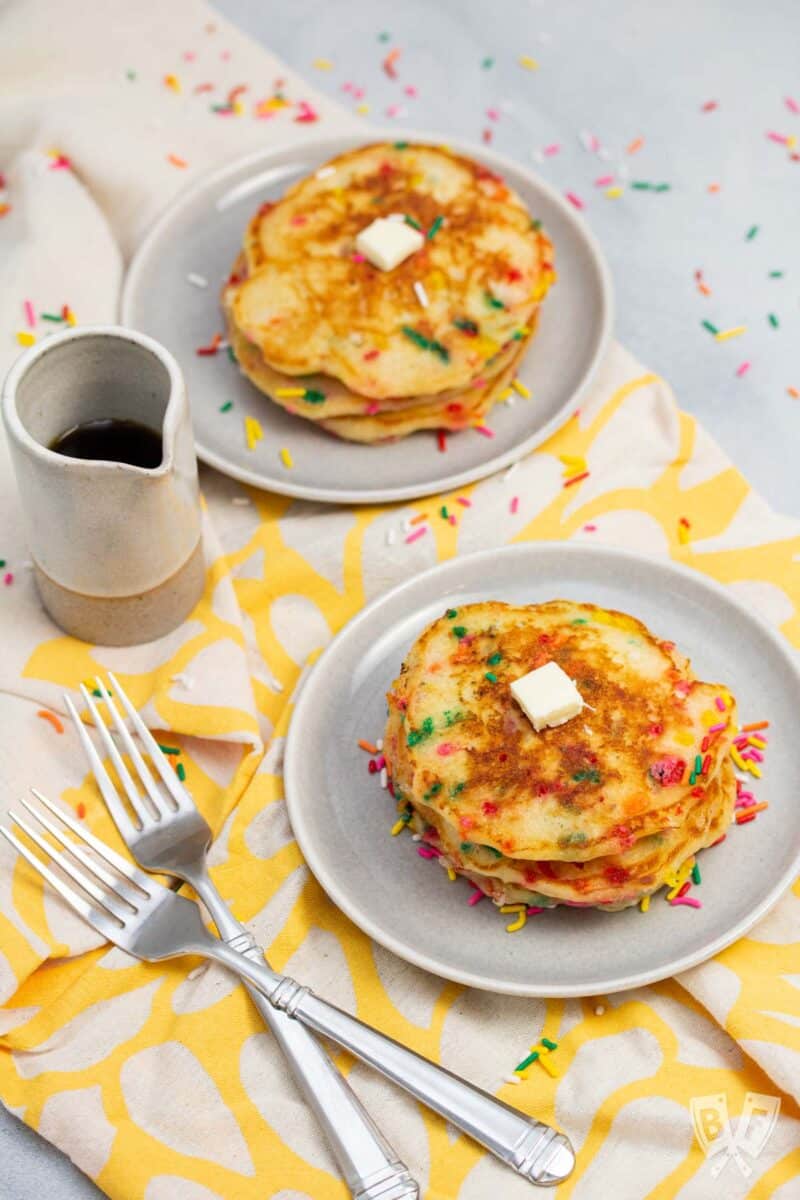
[229, 142, 554, 399]
[384, 601, 735, 861]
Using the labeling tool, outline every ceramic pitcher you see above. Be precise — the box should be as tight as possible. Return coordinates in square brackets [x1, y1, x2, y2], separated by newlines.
[2, 325, 204, 645]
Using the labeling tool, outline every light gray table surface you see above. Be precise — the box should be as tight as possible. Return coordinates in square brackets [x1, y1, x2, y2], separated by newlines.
[3, 1, 799, 1197]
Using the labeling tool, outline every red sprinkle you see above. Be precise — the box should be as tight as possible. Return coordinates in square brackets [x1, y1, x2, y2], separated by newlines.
[437, 431, 448, 453]
[563, 471, 590, 488]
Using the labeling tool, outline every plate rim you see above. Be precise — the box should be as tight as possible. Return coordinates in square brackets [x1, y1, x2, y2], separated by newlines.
[284, 542, 800, 996]
[121, 129, 615, 504]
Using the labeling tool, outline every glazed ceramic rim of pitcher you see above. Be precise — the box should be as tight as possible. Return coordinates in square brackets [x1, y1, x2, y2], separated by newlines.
[2, 324, 185, 476]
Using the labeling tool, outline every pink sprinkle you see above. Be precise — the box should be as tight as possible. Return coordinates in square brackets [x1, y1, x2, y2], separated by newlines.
[471, 377, 487, 389]
[352, 252, 366, 263]
[220, 50, 231, 61]
[448, 514, 457, 526]
[767, 131, 789, 144]
[487, 107, 500, 121]
[594, 174, 614, 187]
[437, 742, 456, 756]
[49, 155, 71, 171]
[565, 191, 585, 210]
[23, 300, 35, 329]
[405, 526, 427, 545]
[786, 96, 800, 114]
[404, 85, 418, 98]
[510, 496, 519, 514]
[707, 721, 727, 733]
[670, 896, 702, 909]
[474, 425, 494, 438]
[386, 104, 401, 118]
[543, 143, 561, 156]
[417, 845, 441, 859]
[183, 50, 196, 62]
[583, 523, 597, 532]
[353, 87, 365, 101]
[342, 82, 353, 93]
[715, 697, 726, 712]
[701, 100, 719, 112]
[375, 755, 386, 770]
[736, 796, 757, 809]
[526, 906, 545, 915]
[365, 401, 380, 415]
[294, 101, 319, 124]
[468, 889, 485, 906]
[736, 361, 751, 378]
[748, 734, 767, 745]
[456, 497, 472, 507]
[3, 573, 13, 586]
[744, 747, 764, 763]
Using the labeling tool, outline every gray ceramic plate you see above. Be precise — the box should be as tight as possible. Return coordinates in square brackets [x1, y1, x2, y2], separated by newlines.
[284, 544, 800, 996]
[121, 133, 613, 504]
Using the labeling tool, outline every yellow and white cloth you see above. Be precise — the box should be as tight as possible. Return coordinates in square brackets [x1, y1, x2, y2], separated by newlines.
[1, 3, 799, 1197]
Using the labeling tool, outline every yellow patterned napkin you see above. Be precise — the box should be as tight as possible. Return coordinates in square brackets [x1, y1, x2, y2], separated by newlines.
[1, 2, 799, 1198]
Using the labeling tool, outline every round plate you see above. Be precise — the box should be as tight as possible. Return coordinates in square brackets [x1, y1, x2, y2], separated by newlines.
[122, 133, 613, 504]
[284, 544, 800, 996]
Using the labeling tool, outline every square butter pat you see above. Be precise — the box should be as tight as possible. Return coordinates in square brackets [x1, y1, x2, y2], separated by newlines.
[510, 661, 584, 732]
[356, 218, 424, 270]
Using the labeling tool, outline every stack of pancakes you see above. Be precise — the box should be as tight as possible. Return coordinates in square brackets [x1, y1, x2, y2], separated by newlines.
[223, 142, 555, 443]
[384, 601, 736, 911]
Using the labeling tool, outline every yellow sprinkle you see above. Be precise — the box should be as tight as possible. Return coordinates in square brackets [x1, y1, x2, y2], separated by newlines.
[605, 187, 624, 199]
[675, 730, 695, 746]
[519, 55, 539, 70]
[280, 447, 294, 469]
[788, 135, 798, 149]
[164, 73, 181, 93]
[64, 307, 76, 327]
[498, 388, 514, 401]
[512, 378, 531, 399]
[356, 103, 370, 116]
[500, 903, 527, 933]
[390, 819, 406, 836]
[232, 100, 245, 116]
[447, 867, 457, 881]
[714, 325, 746, 342]
[274, 387, 306, 398]
[474, 335, 501, 359]
[258, 97, 289, 114]
[427, 269, 447, 292]
[701, 710, 718, 727]
[640, 895, 650, 912]
[244, 416, 263, 451]
[666, 858, 695, 900]
[513, 1070, 529, 1081]
[500, 904, 526, 913]
[437, 144, 453, 154]
[536, 1051, 559, 1078]
[16, 331, 36, 346]
[746, 762, 762, 779]
[730, 746, 747, 771]
[748, 736, 767, 749]
[409, 173, 425, 188]
[313, 58, 333, 70]
[678, 525, 690, 545]
[721, 690, 734, 708]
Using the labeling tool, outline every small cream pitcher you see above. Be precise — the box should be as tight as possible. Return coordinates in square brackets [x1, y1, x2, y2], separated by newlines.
[2, 326, 205, 645]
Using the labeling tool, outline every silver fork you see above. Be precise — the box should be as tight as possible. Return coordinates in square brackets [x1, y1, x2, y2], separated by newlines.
[65, 675, 416, 1200]
[2, 795, 575, 1188]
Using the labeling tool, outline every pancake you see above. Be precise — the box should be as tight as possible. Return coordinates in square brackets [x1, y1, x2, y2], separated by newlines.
[227, 141, 555, 400]
[384, 601, 736, 864]
[404, 760, 735, 910]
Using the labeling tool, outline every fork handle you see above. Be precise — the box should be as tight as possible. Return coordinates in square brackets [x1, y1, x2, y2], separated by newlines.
[210, 942, 575, 1188]
[225, 932, 418, 1200]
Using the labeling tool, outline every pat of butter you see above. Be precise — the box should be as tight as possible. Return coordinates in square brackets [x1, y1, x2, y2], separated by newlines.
[355, 218, 424, 271]
[510, 661, 584, 732]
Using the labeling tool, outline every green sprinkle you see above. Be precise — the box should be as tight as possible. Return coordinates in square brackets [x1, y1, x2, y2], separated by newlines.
[393, 141, 409, 150]
[400, 325, 450, 362]
[573, 769, 601, 784]
[769, 270, 784, 278]
[40, 312, 65, 322]
[530, 219, 542, 231]
[430, 340, 450, 362]
[424, 782, 442, 800]
[541, 1037, 558, 1051]
[446, 608, 458, 619]
[701, 320, 719, 335]
[485, 672, 498, 683]
[158, 745, 181, 756]
[378, 31, 391, 41]
[219, 401, 233, 412]
[303, 388, 326, 403]
[427, 215, 445, 240]
[0, 560, 5, 568]
[571, 617, 588, 625]
[514, 1051, 539, 1072]
[404, 214, 422, 230]
[227, 346, 237, 364]
[559, 831, 588, 847]
[480, 844, 503, 859]
[176, 762, 186, 782]
[91, 689, 103, 698]
[126, 69, 137, 81]
[454, 317, 479, 334]
[694, 754, 703, 774]
[511, 329, 526, 340]
[460, 841, 474, 853]
[691, 863, 701, 885]
[689, 771, 697, 786]
[407, 716, 435, 747]
[768, 313, 779, 328]
[631, 181, 652, 190]
[440, 506, 448, 518]
[653, 183, 671, 192]
[484, 290, 505, 310]
[746, 224, 760, 240]
[481, 56, 494, 69]
[451, 781, 466, 796]
[488, 652, 502, 665]
[444, 709, 466, 727]
[452, 626, 467, 639]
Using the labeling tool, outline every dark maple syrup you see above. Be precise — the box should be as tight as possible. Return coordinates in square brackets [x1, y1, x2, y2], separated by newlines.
[50, 418, 163, 468]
